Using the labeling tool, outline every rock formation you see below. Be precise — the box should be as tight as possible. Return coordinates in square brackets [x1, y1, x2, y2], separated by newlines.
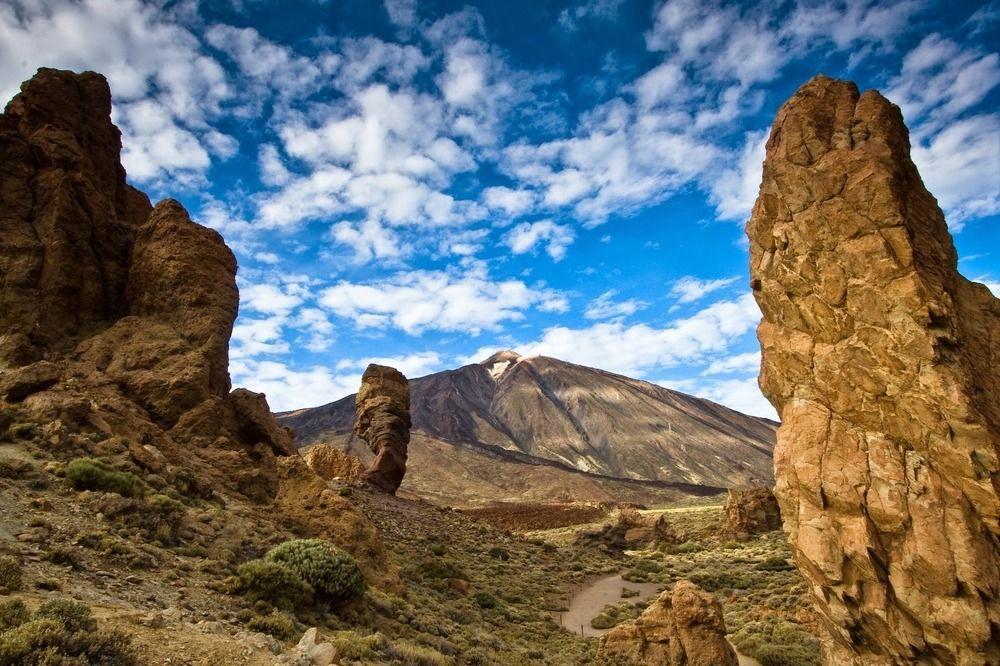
[597, 580, 738, 665]
[0, 68, 294, 499]
[303, 443, 366, 482]
[720, 485, 782, 540]
[748, 75, 1000, 664]
[354, 364, 411, 493]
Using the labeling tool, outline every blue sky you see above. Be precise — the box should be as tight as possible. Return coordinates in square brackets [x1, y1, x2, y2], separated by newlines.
[2, 0, 997, 417]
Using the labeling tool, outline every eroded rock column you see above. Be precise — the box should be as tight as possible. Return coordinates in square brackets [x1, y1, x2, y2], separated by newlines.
[354, 364, 411, 494]
[748, 75, 999, 664]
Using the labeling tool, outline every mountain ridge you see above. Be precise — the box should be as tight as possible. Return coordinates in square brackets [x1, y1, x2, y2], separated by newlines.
[279, 352, 777, 502]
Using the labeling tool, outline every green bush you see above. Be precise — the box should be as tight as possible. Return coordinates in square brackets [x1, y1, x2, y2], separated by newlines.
[65, 458, 144, 497]
[473, 592, 497, 609]
[487, 547, 509, 561]
[232, 560, 313, 608]
[0, 557, 21, 594]
[0, 600, 28, 632]
[33, 599, 96, 633]
[265, 539, 364, 602]
[0, 599, 135, 666]
[247, 612, 297, 640]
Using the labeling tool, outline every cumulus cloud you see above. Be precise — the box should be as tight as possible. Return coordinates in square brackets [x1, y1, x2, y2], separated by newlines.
[702, 350, 760, 375]
[710, 130, 768, 221]
[669, 275, 740, 304]
[503, 220, 576, 261]
[558, 0, 625, 33]
[584, 290, 649, 320]
[318, 265, 567, 335]
[0, 0, 233, 184]
[466, 293, 761, 378]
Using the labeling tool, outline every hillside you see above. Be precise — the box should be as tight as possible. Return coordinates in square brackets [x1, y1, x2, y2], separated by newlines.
[280, 352, 777, 504]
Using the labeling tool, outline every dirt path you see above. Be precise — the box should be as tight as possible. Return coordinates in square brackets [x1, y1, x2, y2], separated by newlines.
[559, 572, 762, 666]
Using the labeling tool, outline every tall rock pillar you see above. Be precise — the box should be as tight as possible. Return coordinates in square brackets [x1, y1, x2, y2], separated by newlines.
[747, 75, 999, 664]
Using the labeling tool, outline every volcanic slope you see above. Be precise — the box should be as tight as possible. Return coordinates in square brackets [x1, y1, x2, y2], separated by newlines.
[280, 352, 777, 505]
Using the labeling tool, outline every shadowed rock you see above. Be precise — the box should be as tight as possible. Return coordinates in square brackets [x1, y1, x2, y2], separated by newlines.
[354, 364, 411, 493]
[720, 485, 781, 540]
[597, 580, 738, 665]
[0, 69, 294, 499]
[748, 75, 999, 664]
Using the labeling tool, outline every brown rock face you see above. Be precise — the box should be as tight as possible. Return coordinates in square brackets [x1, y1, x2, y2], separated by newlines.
[748, 75, 1000, 664]
[303, 444, 365, 482]
[597, 580, 738, 665]
[720, 485, 782, 540]
[0, 68, 293, 499]
[354, 364, 411, 494]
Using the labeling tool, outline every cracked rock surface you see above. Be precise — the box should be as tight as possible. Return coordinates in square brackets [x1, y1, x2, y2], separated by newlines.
[748, 75, 999, 664]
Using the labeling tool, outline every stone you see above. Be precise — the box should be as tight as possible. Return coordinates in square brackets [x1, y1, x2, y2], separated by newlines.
[295, 628, 338, 666]
[720, 485, 781, 540]
[303, 443, 365, 481]
[747, 75, 1000, 664]
[354, 364, 411, 494]
[0, 361, 61, 402]
[597, 580, 738, 665]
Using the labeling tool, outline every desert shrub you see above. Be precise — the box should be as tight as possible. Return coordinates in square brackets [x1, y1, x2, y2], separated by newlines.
[756, 556, 794, 571]
[327, 630, 387, 660]
[427, 542, 446, 556]
[0, 619, 134, 665]
[45, 546, 80, 569]
[247, 611, 297, 640]
[664, 540, 703, 554]
[688, 570, 752, 591]
[65, 458, 144, 497]
[265, 539, 365, 602]
[33, 599, 96, 633]
[756, 643, 821, 666]
[621, 587, 639, 598]
[589, 612, 616, 629]
[487, 547, 509, 561]
[0, 600, 28, 632]
[415, 558, 465, 581]
[389, 640, 452, 666]
[0, 558, 21, 594]
[232, 560, 313, 608]
[473, 592, 497, 609]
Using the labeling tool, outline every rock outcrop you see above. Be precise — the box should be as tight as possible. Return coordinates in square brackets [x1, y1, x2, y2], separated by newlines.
[720, 485, 781, 540]
[748, 75, 1000, 664]
[0, 68, 294, 499]
[597, 580, 738, 665]
[354, 365, 411, 494]
[303, 443, 366, 482]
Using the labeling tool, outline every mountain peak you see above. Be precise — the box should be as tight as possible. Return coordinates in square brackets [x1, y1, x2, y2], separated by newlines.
[479, 350, 523, 380]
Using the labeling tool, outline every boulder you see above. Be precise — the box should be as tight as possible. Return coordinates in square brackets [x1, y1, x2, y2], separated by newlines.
[747, 75, 1000, 664]
[354, 364, 411, 494]
[597, 580, 737, 665]
[720, 485, 781, 540]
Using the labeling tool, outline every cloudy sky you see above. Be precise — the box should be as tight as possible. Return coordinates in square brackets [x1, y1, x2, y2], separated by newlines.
[3, 0, 998, 417]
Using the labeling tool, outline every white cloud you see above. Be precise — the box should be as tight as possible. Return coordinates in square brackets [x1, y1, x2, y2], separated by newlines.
[911, 114, 1000, 228]
[503, 220, 576, 261]
[702, 351, 760, 375]
[584, 290, 649, 320]
[318, 265, 567, 335]
[482, 186, 535, 217]
[974, 276, 1000, 297]
[558, 0, 625, 32]
[330, 218, 403, 263]
[0, 0, 233, 183]
[385, 0, 418, 27]
[231, 359, 361, 411]
[661, 376, 777, 419]
[669, 275, 739, 304]
[241, 283, 305, 316]
[468, 293, 760, 378]
[710, 129, 767, 221]
[335, 352, 442, 379]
